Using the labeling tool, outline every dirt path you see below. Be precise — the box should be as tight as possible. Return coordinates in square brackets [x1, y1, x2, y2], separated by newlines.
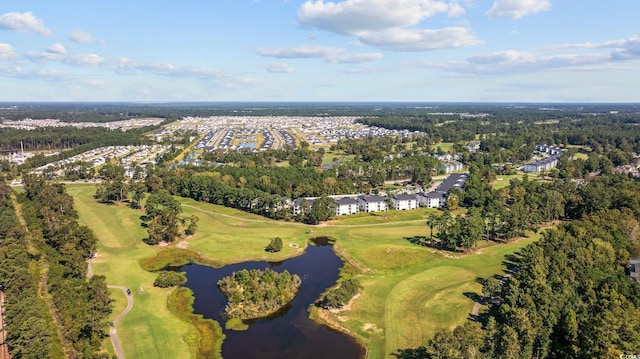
[107, 286, 134, 359]
[471, 266, 519, 318]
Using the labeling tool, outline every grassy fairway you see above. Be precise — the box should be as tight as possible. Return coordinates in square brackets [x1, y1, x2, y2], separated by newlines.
[68, 183, 539, 359]
[68, 185, 193, 359]
[317, 220, 538, 359]
[177, 198, 311, 263]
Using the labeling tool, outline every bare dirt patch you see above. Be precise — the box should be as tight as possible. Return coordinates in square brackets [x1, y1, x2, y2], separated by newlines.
[176, 237, 190, 249]
[329, 293, 361, 314]
[363, 322, 383, 334]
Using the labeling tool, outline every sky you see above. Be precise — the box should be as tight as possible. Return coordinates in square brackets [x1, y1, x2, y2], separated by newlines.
[1, 0, 639, 102]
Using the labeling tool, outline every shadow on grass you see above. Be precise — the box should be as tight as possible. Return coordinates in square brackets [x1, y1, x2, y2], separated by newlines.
[404, 235, 438, 248]
[501, 252, 522, 272]
[463, 291, 482, 303]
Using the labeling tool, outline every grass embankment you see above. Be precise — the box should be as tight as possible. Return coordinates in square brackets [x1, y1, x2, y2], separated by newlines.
[167, 287, 224, 359]
[68, 183, 540, 359]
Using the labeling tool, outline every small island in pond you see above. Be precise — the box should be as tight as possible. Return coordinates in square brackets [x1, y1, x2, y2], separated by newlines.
[217, 268, 302, 319]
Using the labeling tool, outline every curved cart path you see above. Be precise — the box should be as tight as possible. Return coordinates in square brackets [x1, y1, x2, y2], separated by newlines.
[88, 258, 133, 359]
[107, 286, 134, 359]
[471, 266, 519, 318]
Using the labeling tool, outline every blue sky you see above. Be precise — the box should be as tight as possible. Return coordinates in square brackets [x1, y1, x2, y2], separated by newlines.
[1, 0, 639, 102]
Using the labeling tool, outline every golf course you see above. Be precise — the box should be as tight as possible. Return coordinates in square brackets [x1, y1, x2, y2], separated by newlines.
[66, 184, 538, 359]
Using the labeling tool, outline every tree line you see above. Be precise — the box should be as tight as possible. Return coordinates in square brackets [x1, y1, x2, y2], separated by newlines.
[14, 175, 113, 358]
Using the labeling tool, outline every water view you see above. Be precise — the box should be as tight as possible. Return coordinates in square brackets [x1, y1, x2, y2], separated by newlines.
[180, 238, 366, 359]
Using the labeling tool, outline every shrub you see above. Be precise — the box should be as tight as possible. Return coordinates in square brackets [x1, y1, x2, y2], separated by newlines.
[317, 278, 361, 309]
[153, 271, 187, 288]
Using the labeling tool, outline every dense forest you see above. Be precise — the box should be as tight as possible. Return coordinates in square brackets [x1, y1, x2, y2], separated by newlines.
[397, 210, 640, 358]
[0, 176, 113, 358]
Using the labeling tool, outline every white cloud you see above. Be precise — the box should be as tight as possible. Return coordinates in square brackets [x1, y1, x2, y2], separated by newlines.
[0, 43, 17, 61]
[63, 54, 105, 66]
[25, 51, 104, 66]
[342, 65, 389, 73]
[21, 47, 254, 90]
[107, 58, 255, 88]
[297, 0, 476, 51]
[298, 0, 456, 34]
[486, 0, 551, 19]
[414, 35, 640, 75]
[419, 50, 610, 75]
[544, 35, 640, 54]
[255, 45, 382, 63]
[47, 43, 66, 54]
[69, 30, 101, 44]
[0, 12, 51, 36]
[263, 62, 295, 73]
[328, 52, 383, 63]
[358, 27, 482, 51]
[25, 51, 61, 62]
[540, 35, 640, 61]
[0, 64, 73, 81]
[256, 45, 342, 59]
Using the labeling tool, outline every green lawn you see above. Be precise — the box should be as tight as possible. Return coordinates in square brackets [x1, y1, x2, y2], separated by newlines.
[433, 142, 454, 152]
[491, 172, 543, 189]
[67, 183, 539, 359]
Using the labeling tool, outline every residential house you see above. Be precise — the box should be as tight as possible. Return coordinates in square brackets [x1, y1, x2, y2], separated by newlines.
[335, 197, 360, 216]
[358, 195, 388, 213]
[392, 194, 419, 210]
[536, 144, 563, 156]
[523, 155, 560, 172]
[293, 197, 316, 216]
[419, 191, 445, 208]
[441, 161, 464, 174]
[418, 173, 469, 209]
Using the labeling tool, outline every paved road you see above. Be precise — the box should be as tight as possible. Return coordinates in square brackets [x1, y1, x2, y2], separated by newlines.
[471, 266, 519, 318]
[108, 286, 134, 359]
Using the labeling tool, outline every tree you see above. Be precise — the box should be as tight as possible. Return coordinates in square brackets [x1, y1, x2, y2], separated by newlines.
[130, 181, 147, 209]
[426, 213, 440, 239]
[265, 237, 283, 252]
[445, 192, 459, 211]
[184, 214, 199, 236]
[305, 195, 336, 224]
[482, 277, 502, 302]
[144, 190, 182, 243]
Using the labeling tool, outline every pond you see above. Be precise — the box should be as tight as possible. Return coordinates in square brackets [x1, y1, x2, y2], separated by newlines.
[180, 237, 366, 359]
